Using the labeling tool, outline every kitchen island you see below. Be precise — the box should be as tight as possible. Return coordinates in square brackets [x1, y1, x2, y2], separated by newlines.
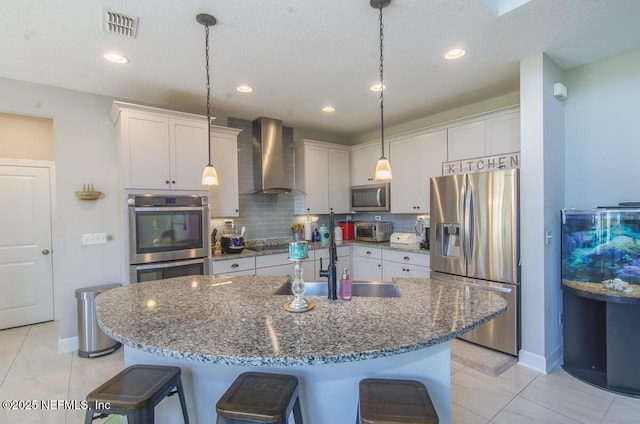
[96, 275, 506, 424]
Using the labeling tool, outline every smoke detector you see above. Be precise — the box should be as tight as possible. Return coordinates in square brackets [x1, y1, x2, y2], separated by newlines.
[102, 9, 139, 38]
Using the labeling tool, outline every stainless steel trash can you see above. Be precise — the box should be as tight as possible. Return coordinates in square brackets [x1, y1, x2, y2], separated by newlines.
[75, 283, 122, 358]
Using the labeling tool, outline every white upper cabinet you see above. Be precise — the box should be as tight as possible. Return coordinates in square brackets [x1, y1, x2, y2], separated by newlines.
[112, 102, 208, 191]
[390, 129, 447, 213]
[447, 120, 486, 161]
[208, 126, 242, 217]
[447, 109, 520, 161]
[350, 141, 389, 187]
[485, 111, 520, 155]
[295, 139, 350, 215]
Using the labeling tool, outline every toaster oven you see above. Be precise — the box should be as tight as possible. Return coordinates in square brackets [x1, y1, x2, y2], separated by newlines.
[354, 222, 393, 242]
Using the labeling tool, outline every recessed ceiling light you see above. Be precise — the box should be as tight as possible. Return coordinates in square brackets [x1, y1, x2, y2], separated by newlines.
[104, 52, 129, 64]
[444, 48, 466, 60]
[322, 106, 335, 113]
[370, 83, 386, 92]
[236, 84, 253, 93]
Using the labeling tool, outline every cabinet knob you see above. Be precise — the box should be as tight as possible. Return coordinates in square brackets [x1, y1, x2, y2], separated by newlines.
[404, 256, 410, 261]
[165, 180, 170, 184]
[42, 249, 50, 255]
[235, 209, 239, 213]
[377, 264, 381, 267]
[172, 180, 176, 184]
[231, 263, 239, 268]
[366, 251, 372, 255]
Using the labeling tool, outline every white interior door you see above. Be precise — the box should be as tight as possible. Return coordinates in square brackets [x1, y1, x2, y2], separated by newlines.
[0, 164, 54, 329]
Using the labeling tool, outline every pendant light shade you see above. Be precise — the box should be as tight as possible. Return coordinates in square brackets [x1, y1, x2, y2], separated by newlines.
[197, 13, 219, 187]
[371, 0, 392, 181]
[374, 157, 392, 181]
[201, 164, 219, 186]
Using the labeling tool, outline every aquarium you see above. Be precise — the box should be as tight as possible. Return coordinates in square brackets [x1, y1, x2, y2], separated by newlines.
[561, 208, 640, 299]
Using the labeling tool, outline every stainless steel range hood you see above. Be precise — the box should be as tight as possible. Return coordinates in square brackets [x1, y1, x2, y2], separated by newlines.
[248, 117, 299, 195]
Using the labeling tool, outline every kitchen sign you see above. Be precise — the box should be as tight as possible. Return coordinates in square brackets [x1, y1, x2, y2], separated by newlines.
[442, 152, 520, 176]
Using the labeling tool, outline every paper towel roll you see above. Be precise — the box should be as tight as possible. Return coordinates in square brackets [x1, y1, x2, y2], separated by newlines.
[304, 221, 312, 240]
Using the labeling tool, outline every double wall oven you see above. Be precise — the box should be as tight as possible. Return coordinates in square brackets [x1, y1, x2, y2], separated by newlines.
[128, 194, 209, 282]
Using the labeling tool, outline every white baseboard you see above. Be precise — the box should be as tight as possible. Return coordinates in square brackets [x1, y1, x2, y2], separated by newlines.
[58, 336, 78, 354]
[518, 344, 563, 373]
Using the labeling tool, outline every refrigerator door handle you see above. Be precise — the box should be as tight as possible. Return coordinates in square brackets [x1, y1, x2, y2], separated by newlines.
[464, 179, 473, 265]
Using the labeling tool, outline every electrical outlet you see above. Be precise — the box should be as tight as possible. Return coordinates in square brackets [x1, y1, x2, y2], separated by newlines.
[82, 233, 107, 245]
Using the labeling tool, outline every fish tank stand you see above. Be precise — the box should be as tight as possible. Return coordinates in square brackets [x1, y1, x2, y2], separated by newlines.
[561, 208, 640, 397]
[562, 286, 640, 397]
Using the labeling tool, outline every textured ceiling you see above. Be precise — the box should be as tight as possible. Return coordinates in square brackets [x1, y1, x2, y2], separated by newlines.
[1, 0, 640, 140]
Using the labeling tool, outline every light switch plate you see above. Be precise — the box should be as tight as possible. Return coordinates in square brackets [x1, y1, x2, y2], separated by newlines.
[82, 233, 107, 245]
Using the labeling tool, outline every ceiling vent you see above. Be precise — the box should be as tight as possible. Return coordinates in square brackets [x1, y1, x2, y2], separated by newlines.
[102, 9, 139, 38]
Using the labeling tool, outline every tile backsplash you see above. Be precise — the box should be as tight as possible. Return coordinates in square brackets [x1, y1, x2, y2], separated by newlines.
[210, 117, 428, 241]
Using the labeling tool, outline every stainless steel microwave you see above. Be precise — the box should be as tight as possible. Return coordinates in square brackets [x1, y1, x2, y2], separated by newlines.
[350, 183, 390, 212]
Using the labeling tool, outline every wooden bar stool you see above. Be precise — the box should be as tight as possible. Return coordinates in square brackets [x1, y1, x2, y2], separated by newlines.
[358, 378, 439, 424]
[84, 364, 189, 424]
[216, 371, 303, 423]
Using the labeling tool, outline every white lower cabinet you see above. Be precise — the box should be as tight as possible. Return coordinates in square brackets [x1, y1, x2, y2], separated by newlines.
[351, 246, 382, 281]
[211, 256, 255, 276]
[382, 250, 430, 280]
[313, 246, 350, 281]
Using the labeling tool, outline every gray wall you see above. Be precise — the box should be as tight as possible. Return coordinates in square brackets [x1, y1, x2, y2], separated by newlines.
[564, 48, 640, 208]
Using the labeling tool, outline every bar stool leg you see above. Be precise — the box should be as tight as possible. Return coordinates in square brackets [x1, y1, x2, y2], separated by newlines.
[292, 397, 303, 423]
[176, 379, 190, 424]
[84, 410, 93, 424]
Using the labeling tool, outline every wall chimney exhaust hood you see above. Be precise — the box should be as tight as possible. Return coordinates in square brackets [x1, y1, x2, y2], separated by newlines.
[247, 117, 301, 195]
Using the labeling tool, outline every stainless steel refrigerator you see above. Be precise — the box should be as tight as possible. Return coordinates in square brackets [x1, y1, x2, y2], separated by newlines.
[430, 169, 520, 355]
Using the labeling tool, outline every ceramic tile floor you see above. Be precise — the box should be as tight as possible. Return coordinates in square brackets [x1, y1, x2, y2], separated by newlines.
[1, 321, 639, 423]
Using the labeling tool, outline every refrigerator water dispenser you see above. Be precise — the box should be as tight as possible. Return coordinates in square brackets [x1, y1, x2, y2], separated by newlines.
[441, 223, 461, 257]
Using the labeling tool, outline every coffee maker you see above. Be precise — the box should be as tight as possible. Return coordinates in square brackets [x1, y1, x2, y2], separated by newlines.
[415, 218, 430, 250]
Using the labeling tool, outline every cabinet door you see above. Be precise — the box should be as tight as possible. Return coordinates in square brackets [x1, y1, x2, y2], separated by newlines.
[352, 255, 382, 281]
[485, 112, 520, 155]
[122, 112, 171, 189]
[170, 118, 208, 190]
[418, 130, 448, 213]
[447, 120, 486, 161]
[390, 136, 420, 213]
[304, 145, 330, 214]
[209, 128, 240, 217]
[328, 148, 351, 213]
[351, 143, 388, 186]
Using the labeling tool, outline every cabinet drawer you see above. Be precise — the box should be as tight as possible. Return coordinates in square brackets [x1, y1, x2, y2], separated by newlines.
[352, 245, 382, 259]
[256, 253, 290, 268]
[211, 257, 255, 275]
[314, 246, 350, 261]
[256, 253, 314, 269]
[382, 249, 430, 267]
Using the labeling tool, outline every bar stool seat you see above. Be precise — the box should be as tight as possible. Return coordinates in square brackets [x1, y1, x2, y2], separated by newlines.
[216, 371, 303, 423]
[84, 364, 189, 424]
[358, 378, 439, 424]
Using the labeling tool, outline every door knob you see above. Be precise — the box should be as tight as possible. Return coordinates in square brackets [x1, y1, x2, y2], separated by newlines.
[42, 249, 50, 255]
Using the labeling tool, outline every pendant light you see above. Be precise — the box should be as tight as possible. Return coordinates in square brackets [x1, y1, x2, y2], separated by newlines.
[197, 13, 219, 186]
[371, 0, 393, 181]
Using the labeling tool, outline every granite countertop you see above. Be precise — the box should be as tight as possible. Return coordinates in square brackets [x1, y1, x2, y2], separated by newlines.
[96, 275, 505, 366]
[212, 240, 429, 261]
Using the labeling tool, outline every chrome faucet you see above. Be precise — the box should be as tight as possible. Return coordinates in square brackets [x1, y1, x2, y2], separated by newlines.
[319, 212, 338, 300]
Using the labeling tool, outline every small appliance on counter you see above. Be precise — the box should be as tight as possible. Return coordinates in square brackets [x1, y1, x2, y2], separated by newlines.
[338, 221, 355, 240]
[354, 221, 393, 242]
[220, 226, 246, 254]
[390, 232, 416, 245]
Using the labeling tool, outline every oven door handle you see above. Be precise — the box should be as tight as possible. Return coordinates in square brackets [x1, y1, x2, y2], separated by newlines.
[133, 258, 205, 270]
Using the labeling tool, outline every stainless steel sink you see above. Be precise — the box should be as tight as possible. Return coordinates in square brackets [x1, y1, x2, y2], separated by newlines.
[274, 281, 400, 297]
